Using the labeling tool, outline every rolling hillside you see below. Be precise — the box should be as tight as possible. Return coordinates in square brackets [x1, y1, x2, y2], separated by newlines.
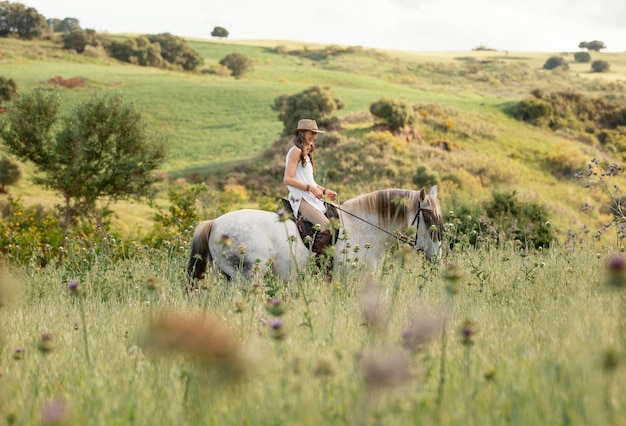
[1, 36, 625, 239]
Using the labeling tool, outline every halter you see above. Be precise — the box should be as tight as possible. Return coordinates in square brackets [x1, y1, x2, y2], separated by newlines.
[326, 200, 424, 249]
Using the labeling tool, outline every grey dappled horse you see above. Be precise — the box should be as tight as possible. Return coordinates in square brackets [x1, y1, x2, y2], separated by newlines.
[187, 187, 443, 284]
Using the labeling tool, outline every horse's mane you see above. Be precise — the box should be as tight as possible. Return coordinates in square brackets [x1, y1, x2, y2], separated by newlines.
[343, 188, 444, 241]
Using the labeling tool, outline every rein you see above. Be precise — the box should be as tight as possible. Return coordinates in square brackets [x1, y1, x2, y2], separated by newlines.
[326, 200, 422, 248]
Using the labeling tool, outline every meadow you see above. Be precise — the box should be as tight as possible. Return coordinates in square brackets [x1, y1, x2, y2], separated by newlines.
[2, 35, 626, 425]
[2, 232, 626, 425]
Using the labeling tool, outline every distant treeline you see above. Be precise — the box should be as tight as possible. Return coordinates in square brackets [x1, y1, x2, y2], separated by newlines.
[0, 1, 203, 71]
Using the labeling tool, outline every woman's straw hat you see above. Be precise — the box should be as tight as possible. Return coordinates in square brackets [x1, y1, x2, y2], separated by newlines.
[290, 119, 325, 134]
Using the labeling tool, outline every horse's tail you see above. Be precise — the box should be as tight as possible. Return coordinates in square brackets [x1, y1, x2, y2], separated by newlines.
[186, 220, 214, 289]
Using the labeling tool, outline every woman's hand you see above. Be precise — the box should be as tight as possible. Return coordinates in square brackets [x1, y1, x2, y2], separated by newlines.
[321, 187, 338, 202]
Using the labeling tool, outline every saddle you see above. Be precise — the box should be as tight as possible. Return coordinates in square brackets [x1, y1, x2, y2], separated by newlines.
[281, 198, 339, 249]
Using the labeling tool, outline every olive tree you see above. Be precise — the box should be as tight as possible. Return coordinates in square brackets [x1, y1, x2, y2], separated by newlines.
[0, 89, 167, 263]
[271, 86, 345, 135]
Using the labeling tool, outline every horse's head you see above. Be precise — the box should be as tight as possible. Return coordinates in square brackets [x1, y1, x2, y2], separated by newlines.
[413, 186, 444, 261]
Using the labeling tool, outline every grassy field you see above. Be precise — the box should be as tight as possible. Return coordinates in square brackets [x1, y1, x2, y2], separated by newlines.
[2, 36, 626, 425]
[1, 234, 626, 425]
[2, 37, 626, 237]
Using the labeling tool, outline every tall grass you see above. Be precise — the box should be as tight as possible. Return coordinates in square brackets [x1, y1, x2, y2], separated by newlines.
[1, 236, 625, 425]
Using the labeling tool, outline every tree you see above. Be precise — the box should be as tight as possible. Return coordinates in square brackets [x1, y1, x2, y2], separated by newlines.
[0, 2, 47, 39]
[0, 155, 20, 193]
[48, 17, 81, 33]
[147, 33, 203, 71]
[0, 89, 167, 263]
[211, 26, 229, 38]
[591, 60, 610, 73]
[543, 56, 568, 70]
[271, 86, 345, 135]
[0, 76, 17, 105]
[219, 53, 253, 78]
[369, 98, 415, 130]
[61, 28, 101, 53]
[578, 40, 606, 52]
[574, 51, 591, 63]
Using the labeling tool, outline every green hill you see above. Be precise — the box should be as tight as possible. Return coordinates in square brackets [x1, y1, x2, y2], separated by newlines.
[1, 36, 625, 239]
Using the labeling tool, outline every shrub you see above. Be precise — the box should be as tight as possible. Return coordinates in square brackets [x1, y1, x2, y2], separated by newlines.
[513, 99, 554, 125]
[0, 156, 20, 193]
[543, 56, 568, 70]
[219, 53, 253, 78]
[574, 51, 591, 63]
[591, 60, 610, 73]
[412, 166, 440, 188]
[272, 86, 345, 135]
[369, 98, 415, 130]
[0, 76, 17, 105]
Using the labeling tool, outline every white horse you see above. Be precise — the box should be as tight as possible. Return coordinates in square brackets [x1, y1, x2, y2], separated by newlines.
[187, 186, 443, 285]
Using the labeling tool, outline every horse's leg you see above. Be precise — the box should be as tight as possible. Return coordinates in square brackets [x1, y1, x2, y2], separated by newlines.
[186, 220, 214, 289]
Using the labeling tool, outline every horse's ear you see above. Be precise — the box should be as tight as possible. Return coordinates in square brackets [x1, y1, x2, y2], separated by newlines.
[419, 187, 427, 201]
[430, 185, 438, 198]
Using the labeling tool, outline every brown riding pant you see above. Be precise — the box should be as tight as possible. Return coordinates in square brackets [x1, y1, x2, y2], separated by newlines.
[298, 199, 330, 231]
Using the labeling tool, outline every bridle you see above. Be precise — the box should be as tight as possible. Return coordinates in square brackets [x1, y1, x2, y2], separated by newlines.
[326, 200, 425, 249]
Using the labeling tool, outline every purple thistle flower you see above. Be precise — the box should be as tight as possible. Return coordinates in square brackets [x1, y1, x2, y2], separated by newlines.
[605, 253, 626, 288]
[265, 298, 285, 316]
[13, 348, 23, 360]
[40, 397, 70, 424]
[269, 317, 283, 330]
[66, 280, 79, 292]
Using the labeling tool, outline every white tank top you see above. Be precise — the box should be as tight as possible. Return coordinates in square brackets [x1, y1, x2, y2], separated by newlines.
[285, 145, 325, 217]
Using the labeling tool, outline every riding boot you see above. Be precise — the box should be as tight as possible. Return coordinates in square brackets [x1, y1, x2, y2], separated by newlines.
[313, 229, 334, 279]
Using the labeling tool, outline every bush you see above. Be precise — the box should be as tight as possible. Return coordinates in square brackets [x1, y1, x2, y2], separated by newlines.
[0, 76, 17, 105]
[574, 52, 591, 63]
[0, 156, 20, 192]
[412, 165, 440, 188]
[513, 99, 554, 125]
[219, 53, 253, 78]
[543, 56, 568, 70]
[272, 86, 345, 135]
[591, 60, 610, 73]
[369, 98, 415, 130]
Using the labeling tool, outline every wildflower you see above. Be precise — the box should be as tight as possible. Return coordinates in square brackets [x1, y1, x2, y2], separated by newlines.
[443, 263, 462, 296]
[66, 280, 79, 292]
[268, 317, 285, 340]
[145, 311, 248, 377]
[460, 319, 476, 346]
[40, 398, 70, 425]
[37, 333, 53, 355]
[360, 349, 411, 389]
[359, 277, 383, 331]
[402, 310, 443, 354]
[13, 348, 23, 360]
[145, 277, 159, 292]
[276, 209, 292, 223]
[234, 301, 244, 313]
[605, 253, 626, 289]
[265, 297, 285, 316]
[313, 356, 336, 377]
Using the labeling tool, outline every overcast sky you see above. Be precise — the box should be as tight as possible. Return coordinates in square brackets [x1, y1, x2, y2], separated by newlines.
[24, 0, 626, 52]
